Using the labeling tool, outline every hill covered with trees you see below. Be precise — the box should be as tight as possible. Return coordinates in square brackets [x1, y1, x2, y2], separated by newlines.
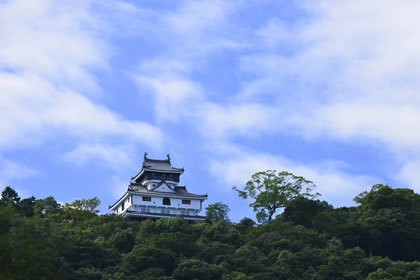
[3, 177, 420, 279]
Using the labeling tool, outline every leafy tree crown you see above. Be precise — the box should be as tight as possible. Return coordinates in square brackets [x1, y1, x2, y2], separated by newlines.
[233, 170, 319, 223]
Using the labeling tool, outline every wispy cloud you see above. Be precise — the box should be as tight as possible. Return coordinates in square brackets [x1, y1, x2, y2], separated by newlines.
[231, 1, 420, 189]
[0, 0, 163, 165]
[61, 143, 134, 170]
[0, 156, 37, 197]
[195, 103, 280, 140]
[0, 0, 107, 91]
[397, 160, 420, 193]
[129, 0, 416, 199]
[134, 73, 204, 122]
[162, 0, 246, 55]
[240, 0, 420, 152]
[210, 150, 377, 206]
[3, 0, 419, 213]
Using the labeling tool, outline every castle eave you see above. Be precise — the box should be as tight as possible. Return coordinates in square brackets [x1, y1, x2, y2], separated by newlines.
[125, 211, 206, 221]
[108, 191, 129, 210]
[130, 190, 208, 199]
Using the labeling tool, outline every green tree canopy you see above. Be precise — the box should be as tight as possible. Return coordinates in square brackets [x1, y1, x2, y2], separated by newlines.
[282, 197, 333, 229]
[19, 196, 37, 217]
[205, 202, 230, 224]
[0, 186, 20, 206]
[4, 183, 420, 279]
[352, 184, 420, 260]
[233, 170, 319, 223]
[63, 197, 100, 213]
[34, 196, 61, 216]
[62, 197, 101, 224]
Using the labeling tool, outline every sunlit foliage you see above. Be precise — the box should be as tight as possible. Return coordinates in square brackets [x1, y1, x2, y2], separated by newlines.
[2, 184, 420, 279]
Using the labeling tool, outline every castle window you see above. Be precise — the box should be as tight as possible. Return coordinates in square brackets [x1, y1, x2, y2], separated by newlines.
[182, 199, 191, 205]
[142, 196, 151, 202]
[121, 202, 125, 211]
[163, 197, 171, 205]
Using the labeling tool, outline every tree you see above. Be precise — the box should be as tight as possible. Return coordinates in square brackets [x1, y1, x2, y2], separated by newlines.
[352, 184, 420, 261]
[233, 170, 318, 223]
[0, 186, 20, 206]
[127, 245, 175, 274]
[64, 197, 101, 213]
[34, 196, 61, 216]
[62, 197, 101, 223]
[19, 196, 37, 217]
[205, 202, 230, 224]
[282, 197, 333, 229]
[235, 217, 256, 235]
[173, 258, 222, 280]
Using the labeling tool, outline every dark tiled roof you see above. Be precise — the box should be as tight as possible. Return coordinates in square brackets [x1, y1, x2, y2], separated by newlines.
[130, 183, 207, 198]
[174, 186, 188, 194]
[131, 155, 184, 181]
[142, 157, 184, 173]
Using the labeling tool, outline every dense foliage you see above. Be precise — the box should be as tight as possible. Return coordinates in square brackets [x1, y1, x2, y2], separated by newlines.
[233, 170, 319, 223]
[3, 184, 420, 279]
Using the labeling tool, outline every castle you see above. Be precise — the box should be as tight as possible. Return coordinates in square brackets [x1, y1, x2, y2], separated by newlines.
[109, 153, 208, 220]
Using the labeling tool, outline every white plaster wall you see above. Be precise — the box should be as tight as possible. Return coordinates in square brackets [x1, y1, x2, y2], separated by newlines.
[115, 195, 133, 214]
[170, 197, 201, 209]
[153, 184, 173, 192]
[132, 193, 202, 210]
[131, 204, 201, 216]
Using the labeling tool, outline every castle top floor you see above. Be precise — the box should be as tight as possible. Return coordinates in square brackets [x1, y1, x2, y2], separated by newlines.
[131, 153, 184, 184]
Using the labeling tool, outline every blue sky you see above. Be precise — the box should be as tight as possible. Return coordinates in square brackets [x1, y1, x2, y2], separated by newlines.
[1, 0, 420, 221]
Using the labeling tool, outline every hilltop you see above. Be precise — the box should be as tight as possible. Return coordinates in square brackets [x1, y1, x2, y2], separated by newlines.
[2, 184, 420, 279]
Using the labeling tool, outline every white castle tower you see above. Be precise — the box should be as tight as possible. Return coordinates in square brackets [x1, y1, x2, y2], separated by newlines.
[109, 153, 208, 220]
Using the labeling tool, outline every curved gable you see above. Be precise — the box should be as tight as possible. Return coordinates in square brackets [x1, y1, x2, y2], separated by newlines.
[152, 182, 175, 193]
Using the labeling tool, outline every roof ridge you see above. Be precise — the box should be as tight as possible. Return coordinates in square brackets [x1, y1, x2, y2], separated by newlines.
[143, 152, 171, 163]
[144, 158, 170, 163]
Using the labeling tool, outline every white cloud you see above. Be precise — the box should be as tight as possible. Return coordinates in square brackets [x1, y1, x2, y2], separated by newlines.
[397, 160, 420, 193]
[257, 18, 294, 48]
[0, 72, 163, 149]
[196, 103, 280, 140]
[109, 175, 130, 200]
[134, 73, 204, 121]
[0, 0, 163, 164]
[0, 157, 37, 184]
[61, 144, 133, 169]
[241, 0, 420, 153]
[134, 71, 281, 140]
[0, 0, 108, 91]
[163, 0, 245, 54]
[295, 0, 420, 150]
[0, 157, 36, 198]
[210, 151, 377, 207]
[224, 1, 420, 193]
[131, 0, 248, 124]
[165, 0, 229, 34]
[130, 0, 278, 138]
[128, 0, 420, 201]
[294, 103, 420, 150]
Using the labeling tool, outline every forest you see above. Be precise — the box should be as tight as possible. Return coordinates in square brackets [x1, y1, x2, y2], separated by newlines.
[3, 174, 420, 279]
